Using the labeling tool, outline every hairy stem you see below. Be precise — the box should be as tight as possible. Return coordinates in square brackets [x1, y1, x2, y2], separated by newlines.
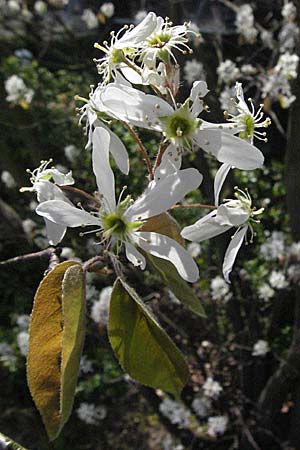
[122, 121, 154, 179]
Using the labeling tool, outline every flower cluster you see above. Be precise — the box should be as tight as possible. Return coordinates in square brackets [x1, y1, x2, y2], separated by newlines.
[21, 11, 268, 284]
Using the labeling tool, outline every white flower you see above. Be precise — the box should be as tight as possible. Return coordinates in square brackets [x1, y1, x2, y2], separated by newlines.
[282, 2, 297, 21]
[288, 242, 300, 260]
[36, 128, 201, 282]
[275, 53, 299, 79]
[20, 160, 74, 245]
[99, 81, 264, 170]
[260, 30, 274, 49]
[90, 286, 113, 325]
[240, 64, 257, 76]
[34, 0, 47, 15]
[223, 82, 271, 144]
[260, 230, 285, 260]
[16, 314, 30, 330]
[22, 218, 36, 236]
[211, 276, 232, 301]
[279, 22, 299, 53]
[79, 355, 93, 374]
[258, 283, 275, 301]
[1, 170, 16, 188]
[99, 2, 114, 18]
[235, 4, 258, 43]
[61, 247, 76, 260]
[187, 242, 201, 258]
[17, 331, 29, 356]
[207, 415, 228, 437]
[182, 188, 264, 282]
[191, 397, 211, 418]
[64, 144, 80, 162]
[140, 16, 195, 68]
[217, 60, 240, 84]
[134, 10, 147, 23]
[5, 74, 34, 106]
[76, 403, 107, 425]
[183, 59, 206, 85]
[203, 377, 223, 399]
[86, 284, 98, 302]
[287, 264, 300, 284]
[78, 82, 129, 174]
[0, 342, 16, 366]
[219, 86, 238, 115]
[262, 71, 295, 108]
[94, 12, 157, 84]
[159, 398, 191, 428]
[269, 270, 288, 289]
[252, 339, 270, 356]
[81, 9, 98, 29]
[7, 0, 20, 13]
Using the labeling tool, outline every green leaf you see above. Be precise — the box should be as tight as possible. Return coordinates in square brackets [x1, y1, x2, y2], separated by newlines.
[108, 278, 189, 396]
[146, 254, 206, 317]
[27, 261, 86, 440]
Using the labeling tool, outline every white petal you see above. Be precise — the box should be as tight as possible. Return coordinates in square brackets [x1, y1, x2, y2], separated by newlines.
[118, 12, 157, 47]
[195, 129, 264, 170]
[125, 168, 202, 221]
[92, 127, 116, 211]
[153, 144, 182, 182]
[35, 180, 71, 204]
[214, 163, 231, 206]
[134, 231, 199, 282]
[44, 218, 66, 245]
[216, 204, 249, 227]
[191, 81, 209, 100]
[181, 210, 232, 242]
[125, 242, 146, 269]
[97, 122, 129, 174]
[223, 226, 248, 283]
[100, 84, 172, 130]
[120, 65, 144, 85]
[36, 200, 100, 227]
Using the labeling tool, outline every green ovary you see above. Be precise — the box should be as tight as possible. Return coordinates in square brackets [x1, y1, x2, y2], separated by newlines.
[240, 114, 255, 139]
[148, 32, 171, 48]
[102, 212, 128, 237]
[162, 108, 198, 143]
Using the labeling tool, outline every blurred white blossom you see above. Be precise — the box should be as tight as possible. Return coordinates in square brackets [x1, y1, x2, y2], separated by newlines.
[282, 2, 297, 21]
[191, 396, 211, 418]
[207, 415, 228, 437]
[99, 2, 114, 18]
[34, 0, 47, 15]
[64, 144, 80, 162]
[258, 283, 275, 301]
[81, 9, 98, 29]
[269, 270, 288, 289]
[90, 286, 113, 325]
[183, 59, 205, 85]
[203, 377, 223, 399]
[17, 331, 29, 356]
[235, 4, 258, 43]
[252, 339, 270, 356]
[5, 74, 34, 106]
[187, 242, 201, 258]
[260, 231, 285, 261]
[1, 170, 16, 188]
[76, 403, 107, 424]
[159, 398, 191, 428]
[217, 60, 240, 84]
[211, 276, 232, 302]
[79, 355, 94, 374]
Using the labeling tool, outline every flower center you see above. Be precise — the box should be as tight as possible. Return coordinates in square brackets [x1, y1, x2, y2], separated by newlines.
[161, 105, 198, 146]
[240, 114, 255, 140]
[102, 212, 128, 238]
[147, 32, 171, 48]
[110, 47, 124, 64]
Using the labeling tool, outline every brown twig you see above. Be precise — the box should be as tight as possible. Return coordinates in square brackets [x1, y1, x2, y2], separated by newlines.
[153, 139, 168, 173]
[121, 121, 154, 179]
[171, 203, 216, 210]
[0, 248, 56, 266]
[58, 185, 101, 206]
